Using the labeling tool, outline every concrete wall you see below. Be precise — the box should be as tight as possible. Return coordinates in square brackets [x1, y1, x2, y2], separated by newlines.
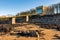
[12, 17, 16, 24]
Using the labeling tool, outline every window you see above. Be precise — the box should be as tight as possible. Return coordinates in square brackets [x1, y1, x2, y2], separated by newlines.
[36, 8, 43, 14]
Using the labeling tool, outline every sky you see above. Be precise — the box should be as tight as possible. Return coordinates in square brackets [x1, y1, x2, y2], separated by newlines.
[0, 0, 60, 16]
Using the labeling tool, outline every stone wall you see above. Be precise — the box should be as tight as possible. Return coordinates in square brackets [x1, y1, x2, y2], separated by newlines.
[0, 18, 12, 24]
[0, 14, 60, 25]
[29, 14, 60, 25]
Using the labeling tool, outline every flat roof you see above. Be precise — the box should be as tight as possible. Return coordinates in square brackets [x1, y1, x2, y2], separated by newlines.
[0, 13, 60, 19]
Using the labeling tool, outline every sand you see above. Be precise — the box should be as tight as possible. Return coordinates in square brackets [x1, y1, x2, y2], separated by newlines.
[0, 24, 60, 40]
[0, 28, 60, 40]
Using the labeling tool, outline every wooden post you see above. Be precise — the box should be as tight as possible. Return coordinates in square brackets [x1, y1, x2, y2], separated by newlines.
[36, 32, 39, 40]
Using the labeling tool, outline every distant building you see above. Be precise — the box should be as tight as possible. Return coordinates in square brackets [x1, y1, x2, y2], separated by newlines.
[36, 3, 60, 15]
[52, 3, 60, 14]
[36, 6, 48, 15]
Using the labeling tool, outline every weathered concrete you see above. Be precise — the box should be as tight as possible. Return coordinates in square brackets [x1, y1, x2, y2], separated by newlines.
[26, 16, 29, 22]
[12, 17, 16, 24]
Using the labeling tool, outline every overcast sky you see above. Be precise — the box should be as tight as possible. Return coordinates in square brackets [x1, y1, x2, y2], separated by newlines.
[0, 0, 60, 16]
